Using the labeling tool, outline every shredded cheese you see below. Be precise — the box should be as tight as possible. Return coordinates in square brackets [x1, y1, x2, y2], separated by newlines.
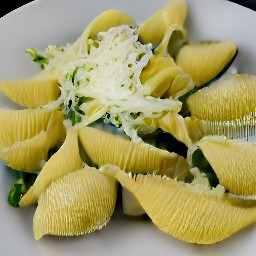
[42, 25, 182, 141]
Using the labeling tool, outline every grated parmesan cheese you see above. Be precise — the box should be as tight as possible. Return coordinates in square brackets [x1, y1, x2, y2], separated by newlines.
[41, 25, 182, 141]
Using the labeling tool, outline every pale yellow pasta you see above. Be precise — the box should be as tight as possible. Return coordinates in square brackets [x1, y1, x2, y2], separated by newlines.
[0, 109, 66, 171]
[20, 128, 83, 206]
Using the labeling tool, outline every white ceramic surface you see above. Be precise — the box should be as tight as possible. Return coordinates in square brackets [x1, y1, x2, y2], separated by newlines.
[0, 0, 256, 255]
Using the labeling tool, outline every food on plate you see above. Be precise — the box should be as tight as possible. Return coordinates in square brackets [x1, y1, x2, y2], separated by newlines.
[185, 73, 256, 140]
[187, 73, 256, 121]
[1, 0, 256, 245]
[0, 78, 60, 108]
[33, 167, 117, 240]
[19, 128, 83, 206]
[154, 24, 187, 58]
[198, 135, 256, 197]
[78, 126, 189, 178]
[0, 109, 66, 171]
[137, 0, 187, 44]
[103, 165, 256, 244]
[176, 41, 238, 87]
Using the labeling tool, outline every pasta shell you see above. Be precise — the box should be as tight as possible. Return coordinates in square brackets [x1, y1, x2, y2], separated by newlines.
[141, 56, 194, 99]
[0, 109, 66, 171]
[154, 24, 187, 58]
[176, 40, 238, 87]
[78, 126, 189, 179]
[143, 66, 182, 98]
[140, 55, 176, 84]
[198, 136, 256, 196]
[20, 128, 83, 206]
[83, 9, 135, 40]
[103, 165, 256, 244]
[137, 0, 187, 44]
[0, 78, 60, 108]
[72, 9, 135, 53]
[187, 73, 256, 121]
[33, 167, 117, 240]
[144, 112, 192, 147]
[165, 71, 194, 99]
[184, 116, 204, 143]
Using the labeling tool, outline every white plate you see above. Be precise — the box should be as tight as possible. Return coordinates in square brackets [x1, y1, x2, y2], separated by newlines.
[0, 0, 256, 255]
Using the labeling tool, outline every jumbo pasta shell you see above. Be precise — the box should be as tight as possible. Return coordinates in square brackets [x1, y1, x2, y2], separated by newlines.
[176, 41, 237, 87]
[154, 24, 187, 58]
[141, 56, 194, 99]
[0, 109, 66, 171]
[198, 136, 256, 196]
[184, 116, 204, 143]
[187, 73, 256, 121]
[33, 167, 117, 240]
[0, 78, 60, 108]
[72, 9, 135, 53]
[144, 112, 192, 147]
[143, 67, 182, 98]
[20, 128, 83, 206]
[103, 166, 256, 244]
[83, 9, 135, 40]
[137, 0, 187, 44]
[78, 126, 189, 179]
[165, 71, 194, 99]
[140, 56, 176, 84]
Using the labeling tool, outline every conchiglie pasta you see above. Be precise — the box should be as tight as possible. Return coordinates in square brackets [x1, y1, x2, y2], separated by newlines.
[187, 73, 256, 121]
[0, 109, 66, 171]
[78, 126, 189, 180]
[198, 136, 256, 197]
[140, 55, 176, 84]
[144, 111, 192, 147]
[141, 56, 194, 100]
[103, 165, 256, 244]
[176, 40, 238, 87]
[154, 24, 187, 58]
[72, 9, 135, 53]
[20, 128, 83, 206]
[0, 78, 60, 108]
[142, 66, 182, 98]
[33, 167, 117, 240]
[137, 0, 187, 44]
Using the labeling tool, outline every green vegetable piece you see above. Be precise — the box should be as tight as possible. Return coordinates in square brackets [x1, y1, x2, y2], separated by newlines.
[25, 48, 49, 69]
[7, 173, 37, 207]
[66, 72, 73, 81]
[8, 181, 23, 207]
[67, 110, 81, 126]
[79, 96, 94, 104]
[83, 64, 92, 72]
